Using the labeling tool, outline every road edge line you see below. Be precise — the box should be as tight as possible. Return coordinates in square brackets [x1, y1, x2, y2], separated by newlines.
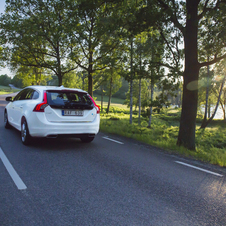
[175, 161, 223, 177]
[0, 147, 27, 190]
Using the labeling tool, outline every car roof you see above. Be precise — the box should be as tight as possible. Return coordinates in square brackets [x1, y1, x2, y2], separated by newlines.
[27, 85, 87, 93]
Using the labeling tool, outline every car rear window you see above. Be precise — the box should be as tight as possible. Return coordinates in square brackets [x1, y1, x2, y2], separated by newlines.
[46, 90, 94, 110]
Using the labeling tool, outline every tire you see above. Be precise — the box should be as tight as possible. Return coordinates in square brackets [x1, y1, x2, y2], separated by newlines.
[80, 136, 95, 143]
[4, 111, 11, 129]
[21, 118, 31, 145]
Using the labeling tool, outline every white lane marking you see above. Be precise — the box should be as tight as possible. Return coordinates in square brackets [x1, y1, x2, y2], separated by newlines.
[175, 161, 223, 177]
[102, 136, 124, 144]
[0, 148, 27, 190]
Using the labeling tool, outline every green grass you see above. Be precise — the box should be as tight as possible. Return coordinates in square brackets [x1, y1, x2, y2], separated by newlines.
[100, 105, 226, 167]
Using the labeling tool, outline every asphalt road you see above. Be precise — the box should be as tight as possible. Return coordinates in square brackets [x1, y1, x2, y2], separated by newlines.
[0, 94, 226, 226]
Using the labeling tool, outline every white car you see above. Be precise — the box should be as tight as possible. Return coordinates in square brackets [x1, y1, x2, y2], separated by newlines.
[4, 86, 100, 145]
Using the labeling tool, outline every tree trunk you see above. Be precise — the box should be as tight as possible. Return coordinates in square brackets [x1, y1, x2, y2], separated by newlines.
[88, 45, 93, 96]
[177, 0, 199, 150]
[138, 77, 141, 125]
[148, 38, 154, 128]
[223, 91, 226, 122]
[101, 86, 103, 112]
[200, 76, 226, 128]
[58, 75, 63, 86]
[148, 80, 154, 127]
[200, 58, 210, 127]
[57, 44, 62, 86]
[138, 37, 142, 125]
[129, 39, 133, 124]
[106, 76, 113, 114]
[88, 70, 93, 97]
[82, 73, 85, 90]
[219, 99, 225, 121]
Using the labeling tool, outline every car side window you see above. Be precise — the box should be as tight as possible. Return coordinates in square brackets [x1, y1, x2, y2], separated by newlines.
[31, 90, 39, 99]
[20, 89, 31, 100]
[13, 89, 27, 101]
[24, 89, 36, 100]
[13, 89, 37, 101]
[13, 92, 21, 101]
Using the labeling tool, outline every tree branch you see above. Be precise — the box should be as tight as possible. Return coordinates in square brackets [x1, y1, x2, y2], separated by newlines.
[199, 53, 226, 68]
[198, 0, 223, 20]
[157, 0, 185, 35]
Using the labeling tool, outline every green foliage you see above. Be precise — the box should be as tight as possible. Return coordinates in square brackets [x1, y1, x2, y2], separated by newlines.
[100, 106, 130, 114]
[154, 108, 181, 122]
[95, 78, 128, 100]
[15, 66, 51, 88]
[125, 79, 151, 109]
[62, 71, 82, 89]
[11, 74, 23, 88]
[0, 46, 5, 68]
[0, 74, 11, 86]
[197, 128, 226, 149]
[1, 0, 78, 85]
[68, 0, 124, 95]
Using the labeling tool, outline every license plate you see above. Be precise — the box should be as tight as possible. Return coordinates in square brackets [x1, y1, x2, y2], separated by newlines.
[62, 110, 83, 116]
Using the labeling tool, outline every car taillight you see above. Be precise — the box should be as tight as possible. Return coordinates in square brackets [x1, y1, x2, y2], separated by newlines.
[95, 105, 100, 114]
[33, 91, 48, 112]
[89, 95, 100, 114]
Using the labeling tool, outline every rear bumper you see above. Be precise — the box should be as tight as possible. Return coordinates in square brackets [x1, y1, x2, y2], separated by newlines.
[27, 113, 100, 137]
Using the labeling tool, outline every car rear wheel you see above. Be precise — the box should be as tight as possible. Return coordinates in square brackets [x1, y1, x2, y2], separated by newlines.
[80, 136, 95, 143]
[21, 118, 31, 145]
[4, 111, 11, 129]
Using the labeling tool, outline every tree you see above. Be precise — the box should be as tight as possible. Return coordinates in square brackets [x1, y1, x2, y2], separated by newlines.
[0, 74, 11, 86]
[69, 0, 122, 96]
[0, 46, 5, 68]
[94, 53, 123, 113]
[132, 29, 174, 127]
[125, 79, 150, 110]
[219, 87, 226, 121]
[201, 75, 226, 128]
[11, 74, 22, 88]
[62, 71, 83, 89]
[14, 66, 51, 88]
[0, 0, 78, 86]
[136, 0, 226, 150]
[200, 59, 226, 124]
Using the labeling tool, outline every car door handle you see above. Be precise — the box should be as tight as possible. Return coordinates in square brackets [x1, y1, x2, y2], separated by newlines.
[20, 106, 23, 109]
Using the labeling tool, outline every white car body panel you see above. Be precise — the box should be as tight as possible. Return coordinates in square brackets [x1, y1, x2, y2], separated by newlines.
[27, 112, 100, 137]
[44, 106, 97, 123]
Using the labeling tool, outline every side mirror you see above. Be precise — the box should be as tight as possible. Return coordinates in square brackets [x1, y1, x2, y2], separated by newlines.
[5, 97, 12, 102]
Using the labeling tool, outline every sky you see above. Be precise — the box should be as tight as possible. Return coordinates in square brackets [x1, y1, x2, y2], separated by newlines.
[0, 0, 14, 77]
